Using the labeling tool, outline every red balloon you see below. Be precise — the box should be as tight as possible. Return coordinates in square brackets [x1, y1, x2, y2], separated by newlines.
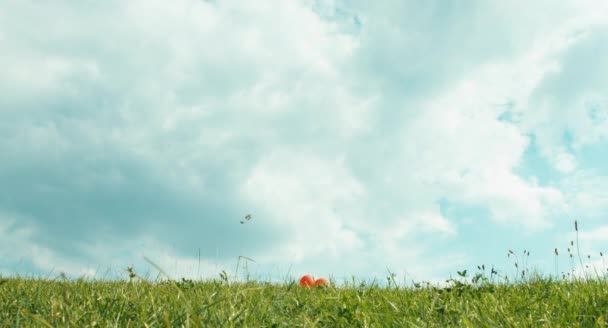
[299, 275, 315, 287]
[314, 277, 329, 287]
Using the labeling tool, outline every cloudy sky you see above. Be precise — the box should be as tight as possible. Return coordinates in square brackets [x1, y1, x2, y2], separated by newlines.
[2, 0, 608, 284]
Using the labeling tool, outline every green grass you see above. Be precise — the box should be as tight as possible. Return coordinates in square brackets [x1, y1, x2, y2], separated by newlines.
[2, 273, 608, 327]
[3, 221, 607, 327]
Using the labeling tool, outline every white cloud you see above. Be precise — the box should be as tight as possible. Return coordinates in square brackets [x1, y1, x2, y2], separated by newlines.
[0, 221, 230, 280]
[240, 149, 366, 261]
[560, 171, 608, 220]
[2, 0, 608, 281]
[393, 62, 567, 230]
[577, 226, 608, 243]
[560, 224, 608, 276]
[554, 151, 578, 174]
[0, 212, 36, 262]
[515, 22, 608, 168]
[0, 212, 100, 278]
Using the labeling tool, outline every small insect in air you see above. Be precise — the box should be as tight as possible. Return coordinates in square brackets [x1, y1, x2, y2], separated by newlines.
[240, 213, 252, 224]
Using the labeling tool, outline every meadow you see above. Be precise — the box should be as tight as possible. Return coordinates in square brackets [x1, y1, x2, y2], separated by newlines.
[2, 268, 608, 327]
[2, 222, 608, 327]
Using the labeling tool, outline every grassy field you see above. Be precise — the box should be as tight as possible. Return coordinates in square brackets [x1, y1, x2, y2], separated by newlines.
[2, 271, 608, 327]
[2, 222, 607, 327]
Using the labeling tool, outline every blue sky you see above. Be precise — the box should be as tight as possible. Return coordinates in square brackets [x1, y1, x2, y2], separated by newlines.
[1, 0, 608, 284]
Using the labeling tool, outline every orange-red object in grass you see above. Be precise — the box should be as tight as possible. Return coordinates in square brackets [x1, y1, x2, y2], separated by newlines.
[314, 277, 329, 287]
[299, 275, 315, 287]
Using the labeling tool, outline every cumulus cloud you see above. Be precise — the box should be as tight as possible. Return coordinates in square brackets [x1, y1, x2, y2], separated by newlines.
[2, 0, 608, 281]
[518, 26, 608, 169]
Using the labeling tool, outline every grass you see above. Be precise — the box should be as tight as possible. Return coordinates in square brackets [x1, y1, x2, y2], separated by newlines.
[2, 221, 608, 327]
[2, 272, 608, 327]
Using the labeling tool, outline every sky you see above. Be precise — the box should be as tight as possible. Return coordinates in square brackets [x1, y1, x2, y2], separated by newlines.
[1, 0, 608, 284]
